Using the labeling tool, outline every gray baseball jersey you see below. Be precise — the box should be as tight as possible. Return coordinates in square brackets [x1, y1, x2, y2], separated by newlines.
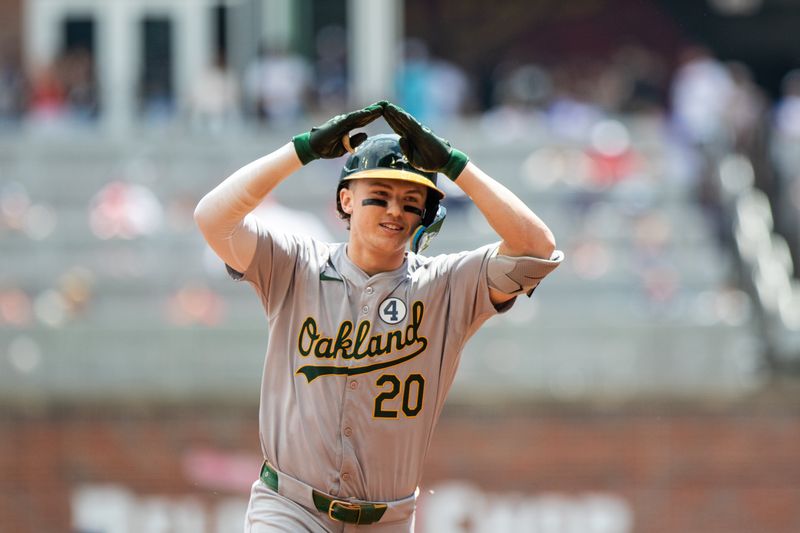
[230, 222, 559, 503]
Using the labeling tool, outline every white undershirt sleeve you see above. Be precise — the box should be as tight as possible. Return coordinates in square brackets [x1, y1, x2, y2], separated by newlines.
[194, 142, 301, 273]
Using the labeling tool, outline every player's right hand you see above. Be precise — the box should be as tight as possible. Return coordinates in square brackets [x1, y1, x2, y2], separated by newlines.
[292, 102, 384, 165]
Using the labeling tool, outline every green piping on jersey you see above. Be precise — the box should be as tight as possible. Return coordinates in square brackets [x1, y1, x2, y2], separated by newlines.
[320, 260, 343, 282]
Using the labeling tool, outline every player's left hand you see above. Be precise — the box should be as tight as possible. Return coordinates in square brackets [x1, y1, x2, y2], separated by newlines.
[292, 102, 384, 165]
[382, 102, 469, 181]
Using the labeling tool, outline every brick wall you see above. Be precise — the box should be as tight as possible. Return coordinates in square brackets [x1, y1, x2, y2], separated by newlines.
[425, 404, 800, 533]
[1, 401, 799, 532]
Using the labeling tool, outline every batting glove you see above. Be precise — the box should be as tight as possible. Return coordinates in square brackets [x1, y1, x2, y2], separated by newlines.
[292, 102, 384, 165]
[382, 102, 469, 181]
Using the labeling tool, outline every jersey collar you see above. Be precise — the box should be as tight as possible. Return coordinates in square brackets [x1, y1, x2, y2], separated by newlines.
[330, 243, 410, 287]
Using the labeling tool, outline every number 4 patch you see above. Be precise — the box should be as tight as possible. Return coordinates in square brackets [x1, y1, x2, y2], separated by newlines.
[379, 297, 407, 324]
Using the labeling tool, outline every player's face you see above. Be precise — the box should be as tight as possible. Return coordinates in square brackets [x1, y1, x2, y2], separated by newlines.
[340, 179, 426, 254]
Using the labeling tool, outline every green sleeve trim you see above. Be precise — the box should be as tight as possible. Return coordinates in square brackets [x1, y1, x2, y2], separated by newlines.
[442, 148, 469, 181]
[291, 132, 318, 165]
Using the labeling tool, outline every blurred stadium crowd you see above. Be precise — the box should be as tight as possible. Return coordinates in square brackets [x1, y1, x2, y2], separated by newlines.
[1, 32, 799, 204]
[1, 34, 798, 335]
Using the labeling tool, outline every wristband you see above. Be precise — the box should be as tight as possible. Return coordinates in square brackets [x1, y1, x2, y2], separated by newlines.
[292, 132, 318, 165]
[441, 148, 469, 181]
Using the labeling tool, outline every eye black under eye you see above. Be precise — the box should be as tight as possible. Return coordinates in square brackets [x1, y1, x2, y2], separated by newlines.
[362, 198, 388, 208]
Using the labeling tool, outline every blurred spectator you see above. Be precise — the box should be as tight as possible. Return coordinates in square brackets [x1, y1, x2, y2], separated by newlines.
[480, 62, 549, 143]
[244, 43, 312, 124]
[27, 48, 99, 128]
[490, 62, 552, 110]
[610, 45, 667, 114]
[395, 39, 432, 120]
[589, 58, 630, 113]
[724, 61, 767, 154]
[60, 47, 99, 122]
[724, 61, 776, 231]
[0, 51, 25, 127]
[669, 46, 736, 244]
[584, 119, 644, 187]
[482, 46, 668, 126]
[139, 50, 174, 123]
[670, 46, 735, 149]
[396, 39, 470, 123]
[428, 58, 470, 120]
[773, 69, 800, 140]
[190, 53, 240, 133]
[27, 62, 68, 124]
[314, 25, 348, 115]
[771, 69, 800, 274]
[546, 62, 605, 142]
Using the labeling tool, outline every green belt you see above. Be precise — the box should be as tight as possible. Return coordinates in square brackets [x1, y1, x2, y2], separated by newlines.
[260, 462, 388, 525]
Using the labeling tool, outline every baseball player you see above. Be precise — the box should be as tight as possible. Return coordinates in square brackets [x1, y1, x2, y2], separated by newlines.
[194, 101, 563, 532]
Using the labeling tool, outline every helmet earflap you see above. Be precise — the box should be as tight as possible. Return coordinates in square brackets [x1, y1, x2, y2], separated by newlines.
[421, 189, 439, 227]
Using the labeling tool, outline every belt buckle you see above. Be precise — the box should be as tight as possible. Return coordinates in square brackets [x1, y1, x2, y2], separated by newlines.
[328, 499, 362, 524]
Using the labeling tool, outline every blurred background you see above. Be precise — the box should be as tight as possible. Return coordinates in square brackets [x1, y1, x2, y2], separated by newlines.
[1, 0, 800, 531]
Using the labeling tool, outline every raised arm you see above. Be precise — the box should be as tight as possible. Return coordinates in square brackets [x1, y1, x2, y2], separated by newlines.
[193, 143, 302, 273]
[194, 103, 383, 272]
[382, 102, 561, 305]
[452, 162, 556, 259]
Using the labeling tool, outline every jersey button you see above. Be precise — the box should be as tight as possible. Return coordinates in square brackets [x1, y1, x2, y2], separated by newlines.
[361, 305, 369, 314]
[349, 381, 358, 390]
[330, 488, 338, 496]
[342, 472, 350, 482]
[365, 286, 374, 295]
[344, 427, 352, 437]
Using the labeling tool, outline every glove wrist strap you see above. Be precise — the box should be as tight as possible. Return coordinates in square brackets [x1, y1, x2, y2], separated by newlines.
[292, 132, 318, 165]
[441, 148, 469, 181]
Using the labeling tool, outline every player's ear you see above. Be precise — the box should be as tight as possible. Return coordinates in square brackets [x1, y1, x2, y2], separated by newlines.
[339, 183, 354, 214]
